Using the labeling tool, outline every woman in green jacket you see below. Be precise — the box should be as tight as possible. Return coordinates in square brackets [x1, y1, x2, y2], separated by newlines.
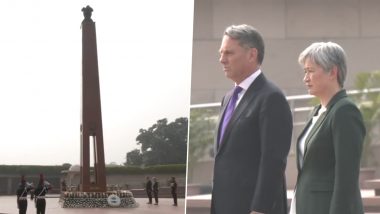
[290, 42, 366, 214]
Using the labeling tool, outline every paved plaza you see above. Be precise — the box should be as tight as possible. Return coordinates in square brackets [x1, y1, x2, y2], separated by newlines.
[186, 192, 380, 214]
[0, 196, 184, 214]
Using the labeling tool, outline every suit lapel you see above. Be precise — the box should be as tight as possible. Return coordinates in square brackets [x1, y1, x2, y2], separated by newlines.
[216, 74, 266, 155]
[302, 90, 348, 161]
[301, 105, 328, 162]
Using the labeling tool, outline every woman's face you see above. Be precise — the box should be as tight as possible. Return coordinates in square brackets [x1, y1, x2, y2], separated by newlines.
[302, 58, 333, 97]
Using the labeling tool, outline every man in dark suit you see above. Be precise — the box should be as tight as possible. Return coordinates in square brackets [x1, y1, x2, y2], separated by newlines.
[145, 176, 153, 204]
[152, 177, 159, 205]
[211, 24, 293, 214]
[170, 176, 178, 206]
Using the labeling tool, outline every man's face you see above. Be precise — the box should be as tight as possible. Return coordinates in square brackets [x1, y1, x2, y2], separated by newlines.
[219, 35, 255, 83]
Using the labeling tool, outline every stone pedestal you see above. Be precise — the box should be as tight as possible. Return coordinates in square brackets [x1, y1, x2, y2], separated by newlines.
[60, 190, 138, 208]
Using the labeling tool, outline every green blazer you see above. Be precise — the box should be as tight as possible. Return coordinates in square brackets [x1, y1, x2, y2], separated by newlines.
[295, 90, 365, 214]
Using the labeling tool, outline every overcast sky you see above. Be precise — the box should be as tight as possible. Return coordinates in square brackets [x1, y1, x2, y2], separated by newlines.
[0, 0, 193, 165]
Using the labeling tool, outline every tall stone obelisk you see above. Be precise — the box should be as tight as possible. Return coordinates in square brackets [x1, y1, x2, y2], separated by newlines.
[80, 5, 107, 192]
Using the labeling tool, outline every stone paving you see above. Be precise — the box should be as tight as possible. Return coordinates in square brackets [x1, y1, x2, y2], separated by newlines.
[0, 196, 184, 214]
[186, 193, 380, 214]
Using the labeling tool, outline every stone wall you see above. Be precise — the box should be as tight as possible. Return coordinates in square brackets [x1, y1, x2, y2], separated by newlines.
[191, 0, 380, 104]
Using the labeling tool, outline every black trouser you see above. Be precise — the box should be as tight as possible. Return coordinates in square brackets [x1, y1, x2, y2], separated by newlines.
[172, 192, 177, 205]
[153, 190, 158, 203]
[36, 199, 46, 214]
[18, 200, 27, 214]
[146, 190, 152, 203]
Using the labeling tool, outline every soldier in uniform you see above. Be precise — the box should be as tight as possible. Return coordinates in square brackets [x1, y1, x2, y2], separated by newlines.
[16, 175, 33, 214]
[170, 177, 177, 206]
[33, 174, 52, 214]
[152, 177, 159, 205]
[61, 179, 67, 192]
[145, 176, 153, 204]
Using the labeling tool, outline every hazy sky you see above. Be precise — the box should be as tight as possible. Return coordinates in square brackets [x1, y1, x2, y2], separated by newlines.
[0, 0, 193, 165]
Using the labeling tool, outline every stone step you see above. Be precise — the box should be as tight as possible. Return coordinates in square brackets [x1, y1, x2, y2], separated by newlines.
[363, 179, 380, 196]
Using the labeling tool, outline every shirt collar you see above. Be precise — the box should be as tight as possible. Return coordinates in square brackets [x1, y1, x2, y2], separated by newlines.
[235, 69, 262, 91]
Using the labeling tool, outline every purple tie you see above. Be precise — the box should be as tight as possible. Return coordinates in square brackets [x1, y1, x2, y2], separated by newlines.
[219, 86, 243, 146]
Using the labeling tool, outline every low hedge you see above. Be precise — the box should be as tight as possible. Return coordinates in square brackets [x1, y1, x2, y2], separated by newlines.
[0, 165, 66, 176]
[106, 164, 186, 174]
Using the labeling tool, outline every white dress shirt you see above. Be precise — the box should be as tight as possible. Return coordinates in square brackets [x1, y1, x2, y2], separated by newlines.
[234, 69, 262, 107]
[289, 105, 327, 214]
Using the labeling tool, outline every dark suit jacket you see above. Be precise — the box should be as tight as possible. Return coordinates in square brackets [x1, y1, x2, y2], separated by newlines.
[153, 181, 159, 193]
[146, 180, 152, 193]
[295, 90, 365, 214]
[211, 74, 293, 214]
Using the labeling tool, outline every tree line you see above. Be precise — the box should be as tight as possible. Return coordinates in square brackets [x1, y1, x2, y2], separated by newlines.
[125, 117, 188, 167]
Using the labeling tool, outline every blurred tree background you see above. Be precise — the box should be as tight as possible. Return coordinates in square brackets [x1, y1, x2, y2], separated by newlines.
[354, 70, 380, 167]
[125, 117, 188, 166]
[187, 107, 219, 177]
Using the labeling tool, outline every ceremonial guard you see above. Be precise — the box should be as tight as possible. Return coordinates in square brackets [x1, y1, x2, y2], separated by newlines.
[33, 174, 52, 214]
[16, 175, 33, 214]
[152, 177, 159, 205]
[170, 177, 178, 206]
